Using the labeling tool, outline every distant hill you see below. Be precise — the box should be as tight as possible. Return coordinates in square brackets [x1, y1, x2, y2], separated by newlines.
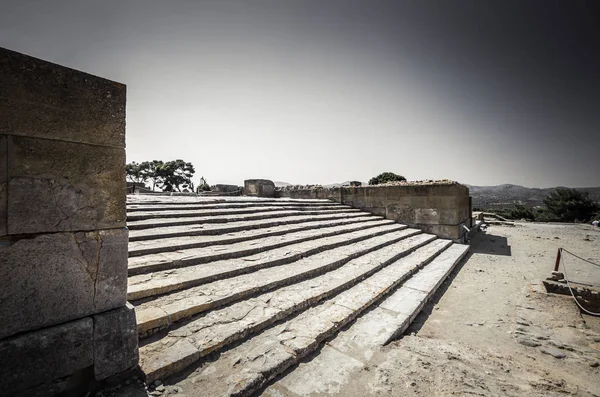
[468, 184, 600, 209]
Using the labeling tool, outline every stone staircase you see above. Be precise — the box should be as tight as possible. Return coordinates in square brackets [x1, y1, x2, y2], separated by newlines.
[127, 196, 469, 396]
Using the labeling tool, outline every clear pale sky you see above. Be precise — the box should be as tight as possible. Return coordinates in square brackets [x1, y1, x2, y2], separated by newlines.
[1, 1, 599, 188]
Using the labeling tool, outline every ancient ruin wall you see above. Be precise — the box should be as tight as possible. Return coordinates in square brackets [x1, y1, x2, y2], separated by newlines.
[0, 47, 138, 395]
[275, 183, 471, 241]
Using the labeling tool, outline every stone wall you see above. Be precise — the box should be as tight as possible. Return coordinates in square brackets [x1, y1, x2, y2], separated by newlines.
[244, 179, 275, 197]
[275, 183, 471, 241]
[0, 47, 138, 396]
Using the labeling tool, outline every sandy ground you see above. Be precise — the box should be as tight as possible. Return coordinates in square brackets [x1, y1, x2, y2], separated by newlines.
[109, 222, 600, 397]
[318, 222, 600, 397]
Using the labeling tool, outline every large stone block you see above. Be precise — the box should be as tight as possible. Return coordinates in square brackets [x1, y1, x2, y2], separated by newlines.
[93, 303, 139, 380]
[244, 179, 275, 197]
[0, 317, 94, 395]
[0, 47, 126, 148]
[0, 134, 6, 237]
[7, 135, 126, 234]
[0, 228, 128, 339]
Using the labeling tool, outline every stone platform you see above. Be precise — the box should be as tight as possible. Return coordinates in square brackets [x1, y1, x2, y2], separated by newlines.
[127, 195, 468, 396]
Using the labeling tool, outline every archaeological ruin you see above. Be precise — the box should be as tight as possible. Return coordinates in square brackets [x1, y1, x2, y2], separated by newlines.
[0, 47, 475, 397]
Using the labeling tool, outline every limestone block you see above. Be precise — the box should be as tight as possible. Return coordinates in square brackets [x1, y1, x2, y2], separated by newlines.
[0, 317, 93, 395]
[416, 224, 462, 240]
[93, 303, 139, 380]
[0, 135, 6, 236]
[0, 47, 126, 148]
[0, 228, 128, 339]
[7, 135, 126, 234]
[244, 179, 275, 197]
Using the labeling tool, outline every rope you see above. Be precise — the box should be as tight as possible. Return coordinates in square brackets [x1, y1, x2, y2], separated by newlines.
[560, 252, 600, 316]
[561, 248, 600, 268]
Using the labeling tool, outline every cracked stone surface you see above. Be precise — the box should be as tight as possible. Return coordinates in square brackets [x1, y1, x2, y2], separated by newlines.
[0, 228, 128, 339]
[128, 220, 400, 299]
[127, 205, 353, 221]
[133, 228, 421, 334]
[127, 196, 470, 394]
[138, 235, 443, 382]
[128, 215, 377, 256]
[128, 220, 399, 275]
[7, 135, 126, 234]
[129, 211, 368, 241]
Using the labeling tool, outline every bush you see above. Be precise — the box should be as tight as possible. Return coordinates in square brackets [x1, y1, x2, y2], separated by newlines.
[543, 188, 599, 222]
[369, 172, 406, 185]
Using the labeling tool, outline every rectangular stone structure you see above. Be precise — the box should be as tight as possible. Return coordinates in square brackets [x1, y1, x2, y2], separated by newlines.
[0, 47, 138, 396]
[0, 228, 128, 339]
[0, 318, 94, 394]
[0, 47, 126, 147]
[244, 179, 275, 197]
[7, 135, 126, 234]
[275, 183, 471, 241]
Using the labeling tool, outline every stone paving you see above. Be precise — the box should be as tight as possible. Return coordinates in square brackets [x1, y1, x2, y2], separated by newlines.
[126, 195, 468, 396]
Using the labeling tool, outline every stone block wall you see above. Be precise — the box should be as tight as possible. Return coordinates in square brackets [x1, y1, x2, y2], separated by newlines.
[244, 179, 275, 197]
[275, 183, 471, 241]
[0, 47, 138, 396]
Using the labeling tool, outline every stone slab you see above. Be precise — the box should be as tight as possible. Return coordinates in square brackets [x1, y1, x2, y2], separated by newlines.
[0, 228, 128, 339]
[244, 179, 275, 197]
[137, 235, 438, 381]
[0, 134, 6, 236]
[0, 317, 94, 394]
[93, 303, 139, 380]
[7, 135, 126, 234]
[0, 47, 126, 147]
[276, 345, 364, 396]
[133, 228, 419, 334]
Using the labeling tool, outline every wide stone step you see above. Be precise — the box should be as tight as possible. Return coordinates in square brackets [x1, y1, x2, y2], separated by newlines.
[331, 243, 470, 351]
[128, 220, 400, 300]
[128, 220, 398, 276]
[264, 244, 470, 397]
[128, 216, 380, 257]
[128, 211, 369, 241]
[126, 199, 337, 212]
[127, 205, 352, 221]
[173, 243, 465, 397]
[133, 228, 422, 337]
[127, 208, 360, 230]
[138, 237, 447, 382]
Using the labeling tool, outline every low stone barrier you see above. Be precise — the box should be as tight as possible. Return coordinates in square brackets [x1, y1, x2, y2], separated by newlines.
[275, 181, 471, 241]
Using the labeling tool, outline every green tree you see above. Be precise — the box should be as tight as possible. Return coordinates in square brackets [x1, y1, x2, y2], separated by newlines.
[542, 187, 599, 222]
[141, 160, 164, 191]
[368, 172, 407, 185]
[156, 160, 196, 192]
[125, 161, 148, 185]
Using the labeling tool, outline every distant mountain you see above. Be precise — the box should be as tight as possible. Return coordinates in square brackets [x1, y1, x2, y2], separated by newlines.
[467, 184, 600, 209]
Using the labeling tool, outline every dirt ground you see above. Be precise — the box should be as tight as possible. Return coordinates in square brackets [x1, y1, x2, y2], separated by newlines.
[109, 222, 600, 397]
[332, 222, 600, 397]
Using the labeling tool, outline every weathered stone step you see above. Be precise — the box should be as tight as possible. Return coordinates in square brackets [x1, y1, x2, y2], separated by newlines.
[330, 243, 470, 352]
[172, 242, 463, 397]
[128, 220, 398, 276]
[264, 244, 470, 397]
[126, 199, 337, 212]
[128, 211, 369, 241]
[133, 228, 422, 336]
[128, 216, 379, 257]
[127, 205, 352, 221]
[138, 237, 447, 382]
[127, 208, 360, 230]
[128, 221, 397, 299]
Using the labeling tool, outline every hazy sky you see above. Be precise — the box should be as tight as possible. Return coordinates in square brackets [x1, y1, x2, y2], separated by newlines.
[1, 1, 599, 187]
